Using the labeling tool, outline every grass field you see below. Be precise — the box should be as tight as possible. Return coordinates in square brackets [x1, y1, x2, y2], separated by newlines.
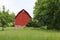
[0, 27, 60, 40]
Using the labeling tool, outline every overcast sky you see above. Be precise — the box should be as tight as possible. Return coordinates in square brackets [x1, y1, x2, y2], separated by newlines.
[0, 0, 36, 17]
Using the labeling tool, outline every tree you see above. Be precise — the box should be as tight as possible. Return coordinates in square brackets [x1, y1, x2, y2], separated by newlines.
[27, 19, 39, 27]
[34, 0, 60, 30]
[0, 5, 7, 30]
[8, 12, 15, 27]
[0, 5, 15, 30]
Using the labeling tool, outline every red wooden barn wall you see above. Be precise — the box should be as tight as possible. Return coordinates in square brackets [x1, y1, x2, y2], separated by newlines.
[15, 9, 31, 27]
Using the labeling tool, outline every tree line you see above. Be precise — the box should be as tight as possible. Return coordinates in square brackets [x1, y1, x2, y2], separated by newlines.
[27, 0, 60, 30]
[0, 6, 15, 28]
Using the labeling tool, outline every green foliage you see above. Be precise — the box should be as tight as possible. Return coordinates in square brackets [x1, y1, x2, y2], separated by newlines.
[34, 0, 60, 30]
[27, 19, 40, 27]
[0, 5, 15, 27]
[8, 13, 15, 27]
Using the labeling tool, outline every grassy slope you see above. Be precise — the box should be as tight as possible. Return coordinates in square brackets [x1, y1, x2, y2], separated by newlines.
[0, 27, 60, 40]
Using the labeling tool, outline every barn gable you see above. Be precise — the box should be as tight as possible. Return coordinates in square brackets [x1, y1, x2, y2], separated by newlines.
[15, 9, 31, 19]
[15, 9, 31, 28]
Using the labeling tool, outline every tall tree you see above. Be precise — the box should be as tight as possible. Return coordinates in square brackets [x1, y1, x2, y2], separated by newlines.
[1, 5, 7, 30]
[0, 5, 15, 30]
[34, 0, 60, 30]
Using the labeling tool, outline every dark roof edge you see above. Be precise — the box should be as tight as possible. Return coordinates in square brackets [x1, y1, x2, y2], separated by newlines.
[15, 9, 32, 19]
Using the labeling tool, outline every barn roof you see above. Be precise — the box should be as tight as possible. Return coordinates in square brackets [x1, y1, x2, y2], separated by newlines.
[15, 9, 32, 19]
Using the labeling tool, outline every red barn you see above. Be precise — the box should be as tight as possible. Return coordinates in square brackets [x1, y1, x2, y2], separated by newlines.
[15, 9, 31, 28]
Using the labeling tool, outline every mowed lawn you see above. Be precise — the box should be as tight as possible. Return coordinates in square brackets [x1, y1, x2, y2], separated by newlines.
[0, 27, 60, 40]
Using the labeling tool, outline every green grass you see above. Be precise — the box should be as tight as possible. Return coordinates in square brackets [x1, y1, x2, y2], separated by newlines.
[0, 27, 60, 40]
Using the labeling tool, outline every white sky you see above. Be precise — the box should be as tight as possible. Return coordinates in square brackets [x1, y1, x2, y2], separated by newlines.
[0, 0, 36, 17]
